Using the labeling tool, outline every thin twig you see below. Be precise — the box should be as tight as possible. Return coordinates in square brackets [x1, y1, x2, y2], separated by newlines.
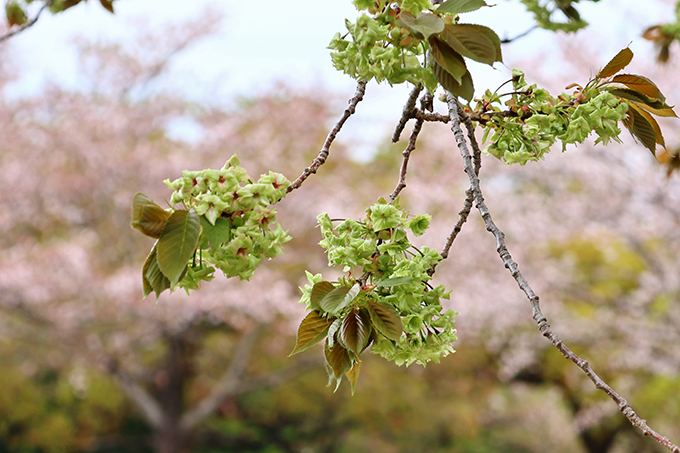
[446, 94, 680, 453]
[389, 118, 424, 202]
[392, 84, 422, 143]
[286, 80, 367, 194]
[0, 0, 53, 44]
[501, 25, 538, 44]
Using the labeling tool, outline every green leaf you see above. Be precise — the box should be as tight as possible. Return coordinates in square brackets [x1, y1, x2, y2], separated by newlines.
[157, 209, 201, 286]
[376, 276, 416, 287]
[324, 338, 352, 380]
[311, 281, 336, 311]
[399, 11, 445, 40]
[440, 24, 498, 66]
[199, 216, 231, 250]
[429, 37, 467, 83]
[611, 74, 662, 100]
[623, 107, 657, 154]
[437, 0, 488, 15]
[598, 48, 634, 79]
[99, 0, 114, 13]
[131, 192, 172, 238]
[345, 358, 362, 396]
[143, 243, 171, 299]
[366, 300, 403, 341]
[339, 309, 372, 355]
[319, 284, 359, 315]
[289, 311, 334, 356]
[432, 60, 475, 101]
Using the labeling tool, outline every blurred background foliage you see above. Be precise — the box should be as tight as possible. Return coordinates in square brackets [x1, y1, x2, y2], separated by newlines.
[2, 1, 680, 453]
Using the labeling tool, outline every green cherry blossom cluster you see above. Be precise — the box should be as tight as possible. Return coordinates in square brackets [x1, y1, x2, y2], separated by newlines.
[164, 155, 291, 284]
[476, 69, 629, 165]
[473, 48, 675, 165]
[291, 199, 457, 393]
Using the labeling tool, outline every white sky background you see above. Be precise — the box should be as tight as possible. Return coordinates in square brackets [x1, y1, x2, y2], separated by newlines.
[2, 0, 677, 153]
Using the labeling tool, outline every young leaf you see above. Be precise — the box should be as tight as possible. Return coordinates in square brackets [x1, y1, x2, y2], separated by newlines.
[606, 88, 671, 110]
[99, 0, 114, 13]
[437, 0, 488, 15]
[143, 243, 171, 298]
[199, 216, 231, 250]
[345, 358, 362, 396]
[376, 276, 415, 287]
[324, 338, 352, 380]
[429, 38, 467, 83]
[597, 48, 634, 79]
[629, 103, 665, 148]
[366, 300, 403, 341]
[131, 192, 172, 238]
[5, 1, 27, 27]
[157, 209, 201, 286]
[339, 308, 372, 355]
[289, 311, 334, 356]
[623, 107, 658, 154]
[398, 11, 445, 40]
[432, 60, 475, 101]
[440, 24, 498, 66]
[319, 286, 351, 315]
[634, 102, 678, 118]
[311, 281, 336, 311]
[611, 74, 662, 100]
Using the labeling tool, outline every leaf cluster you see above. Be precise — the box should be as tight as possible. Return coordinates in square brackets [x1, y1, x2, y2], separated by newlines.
[292, 200, 457, 393]
[131, 155, 291, 299]
[329, 0, 502, 100]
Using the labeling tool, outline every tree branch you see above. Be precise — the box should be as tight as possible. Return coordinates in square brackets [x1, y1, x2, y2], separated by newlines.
[180, 325, 261, 431]
[109, 362, 164, 429]
[392, 84, 422, 143]
[232, 356, 322, 395]
[447, 94, 680, 453]
[286, 80, 367, 194]
[390, 117, 424, 202]
[0, 0, 53, 44]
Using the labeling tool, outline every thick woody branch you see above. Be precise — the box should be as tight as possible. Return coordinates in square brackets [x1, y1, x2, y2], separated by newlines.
[110, 363, 164, 429]
[0, 0, 53, 43]
[287, 80, 367, 194]
[180, 325, 261, 431]
[447, 94, 680, 453]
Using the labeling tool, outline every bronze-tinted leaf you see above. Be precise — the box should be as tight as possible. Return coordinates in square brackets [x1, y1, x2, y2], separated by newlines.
[366, 300, 403, 341]
[99, 0, 114, 13]
[635, 102, 678, 118]
[143, 243, 171, 299]
[629, 103, 665, 148]
[157, 209, 201, 286]
[623, 107, 658, 155]
[429, 37, 467, 83]
[339, 309, 372, 355]
[398, 11, 444, 40]
[432, 60, 474, 101]
[606, 88, 670, 110]
[324, 338, 352, 380]
[311, 281, 336, 311]
[611, 74, 662, 100]
[598, 48, 634, 79]
[289, 311, 334, 356]
[5, 1, 27, 26]
[319, 284, 359, 315]
[131, 192, 172, 238]
[441, 24, 498, 66]
[345, 358, 362, 396]
[437, 0, 488, 15]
